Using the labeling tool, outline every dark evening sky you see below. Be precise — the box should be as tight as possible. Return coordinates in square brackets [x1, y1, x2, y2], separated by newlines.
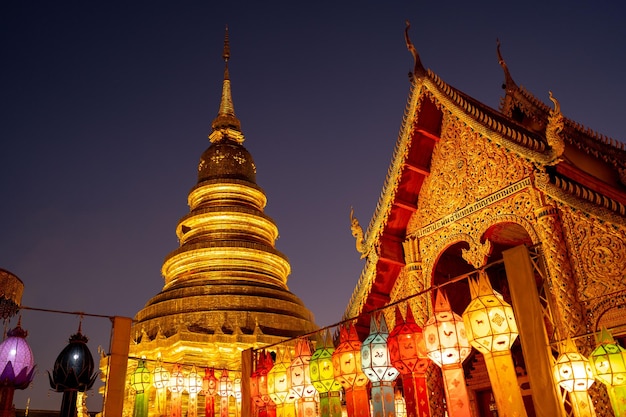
[1, 0, 624, 412]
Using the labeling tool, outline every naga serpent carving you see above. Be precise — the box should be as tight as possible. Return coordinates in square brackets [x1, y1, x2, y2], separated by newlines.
[350, 207, 368, 258]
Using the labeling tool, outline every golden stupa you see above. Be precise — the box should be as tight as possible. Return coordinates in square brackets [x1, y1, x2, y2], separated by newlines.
[106, 29, 317, 416]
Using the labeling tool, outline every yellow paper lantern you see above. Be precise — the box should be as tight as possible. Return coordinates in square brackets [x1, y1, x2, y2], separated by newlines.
[131, 359, 151, 393]
[554, 339, 595, 392]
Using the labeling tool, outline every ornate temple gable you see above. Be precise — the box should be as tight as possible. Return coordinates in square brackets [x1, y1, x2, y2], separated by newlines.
[410, 113, 534, 230]
[560, 203, 626, 308]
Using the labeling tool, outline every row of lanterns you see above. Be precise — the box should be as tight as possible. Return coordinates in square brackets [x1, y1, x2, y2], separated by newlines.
[124, 271, 626, 417]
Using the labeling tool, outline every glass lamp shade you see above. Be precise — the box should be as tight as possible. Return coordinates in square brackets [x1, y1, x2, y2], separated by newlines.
[186, 366, 203, 395]
[289, 339, 316, 399]
[268, 349, 292, 404]
[590, 328, 626, 387]
[0, 322, 36, 388]
[388, 306, 429, 375]
[130, 359, 151, 393]
[332, 324, 369, 389]
[169, 365, 185, 393]
[361, 313, 399, 382]
[462, 272, 518, 354]
[553, 340, 594, 392]
[203, 367, 218, 396]
[219, 369, 234, 398]
[152, 364, 170, 390]
[423, 290, 471, 367]
[310, 330, 342, 393]
[251, 351, 274, 407]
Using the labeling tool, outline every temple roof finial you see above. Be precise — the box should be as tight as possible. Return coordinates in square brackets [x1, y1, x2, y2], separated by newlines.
[210, 25, 244, 143]
[496, 39, 516, 89]
[404, 20, 425, 77]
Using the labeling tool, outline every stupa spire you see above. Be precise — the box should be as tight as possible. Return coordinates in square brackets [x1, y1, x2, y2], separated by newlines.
[210, 25, 243, 143]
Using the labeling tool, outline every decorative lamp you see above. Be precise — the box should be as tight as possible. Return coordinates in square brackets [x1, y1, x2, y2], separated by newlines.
[311, 330, 342, 417]
[361, 313, 399, 417]
[462, 272, 527, 417]
[0, 269, 23, 321]
[394, 390, 407, 417]
[168, 364, 185, 417]
[423, 290, 472, 417]
[0, 319, 36, 417]
[553, 339, 596, 417]
[186, 366, 203, 417]
[332, 323, 370, 417]
[251, 351, 276, 417]
[204, 367, 219, 417]
[219, 369, 234, 417]
[268, 349, 295, 417]
[388, 305, 431, 417]
[152, 360, 170, 416]
[589, 328, 626, 416]
[234, 378, 242, 417]
[289, 339, 317, 417]
[130, 358, 151, 417]
[47, 324, 98, 417]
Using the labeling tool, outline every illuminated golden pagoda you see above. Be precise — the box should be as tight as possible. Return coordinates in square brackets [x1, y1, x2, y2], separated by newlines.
[105, 28, 317, 416]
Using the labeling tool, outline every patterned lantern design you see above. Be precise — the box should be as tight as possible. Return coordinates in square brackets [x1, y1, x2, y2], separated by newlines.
[462, 272, 527, 417]
[553, 339, 596, 417]
[361, 313, 399, 417]
[0, 319, 35, 417]
[169, 364, 185, 417]
[268, 349, 295, 417]
[152, 361, 170, 416]
[332, 323, 370, 417]
[186, 366, 203, 417]
[219, 369, 234, 417]
[388, 306, 431, 417]
[423, 290, 472, 417]
[203, 368, 218, 417]
[130, 358, 151, 417]
[310, 330, 342, 417]
[47, 325, 98, 417]
[250, 351, 275, 417]
[289, 339, 317, 417]
[234, 378, 242, 417]
[589, 328, 626, 416]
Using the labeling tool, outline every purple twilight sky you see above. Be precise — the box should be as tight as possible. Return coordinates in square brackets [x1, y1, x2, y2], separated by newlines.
[1, 0, 624, 412]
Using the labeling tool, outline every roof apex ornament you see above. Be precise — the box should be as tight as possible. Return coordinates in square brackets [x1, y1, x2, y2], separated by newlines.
[546, 91, 565, 163]
[404, 20, 425, 78]
[496, 39, 516, 89]
[210, 25, 244, 144]
[350, 207, 368, 259]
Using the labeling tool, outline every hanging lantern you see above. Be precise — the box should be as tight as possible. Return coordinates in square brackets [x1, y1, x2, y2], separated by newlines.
[289, 339, 317, 417]
[388, 305, 431, 417]
[462, 272, 527, 417]
[130, 358, 151, 417]
[553, 339, 597, 417]
[589, 328, 626, 416]
[423, 290, 472, 417]
[219, 369, 234, 417]
[361, 313, 398, 417]
[251, 351, 276, 417]
[0, 319, 36, 417]
[204, 367, 219, 417]
[169, 364, 185, 417]
[332, 323, 370, 417]
[311, 330, 342, 417]
[186, 366, 203, 417]
[268, 349, 295, 417]
[0, 269, 23, 321]
[152, 361, 169, 416]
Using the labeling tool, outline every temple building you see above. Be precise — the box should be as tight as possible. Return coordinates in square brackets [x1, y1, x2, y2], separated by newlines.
[100, 30, 317, 416]
[344, 25, 626, 417]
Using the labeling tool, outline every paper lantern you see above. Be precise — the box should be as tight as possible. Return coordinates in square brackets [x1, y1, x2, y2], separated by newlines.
[203, 368, 218, 417]
[361, 313, 399, 383]
[152, 361, 169, 415]
[169, 364, 185, 417]
[590, 328, 626, 416]
[0, 320, 36, 417]
[268, 350, 296, 417]
[423, 290, 471, 367]
[131, 359, 151, 393]
[361, 313, 398, 417]
[311, 331, 342, 417]
[289, 339, 315, 399]
[554, 339, 595, 392]
[186, 366, 203, 417]
[424, 290, 472, 417]
[462, 272, 527, 417]
[219, 369, 234, 417]
[332, 324, 370, 417]
[251, 350, 275, 415]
